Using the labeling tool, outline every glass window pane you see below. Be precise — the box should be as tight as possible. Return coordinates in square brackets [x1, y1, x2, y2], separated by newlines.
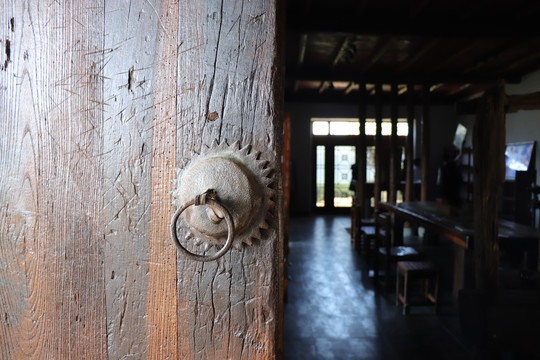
[365, 122, 376, 135]
[329, 121, 360, 135]
[334, 146, 356, 207]
[316, 146, 325, 207]
[397, 122, 409, 136]
[366, 146, 376, 183]
[312, 121, 329, 135]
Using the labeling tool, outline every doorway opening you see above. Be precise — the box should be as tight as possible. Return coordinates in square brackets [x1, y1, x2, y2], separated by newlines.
[312, 118, 409, 214]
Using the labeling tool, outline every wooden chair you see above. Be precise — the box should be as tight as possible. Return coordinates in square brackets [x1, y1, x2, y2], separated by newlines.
[351, 201, 375, 253]
[373, 211, 422, 291]
[396, 260, 439, 315]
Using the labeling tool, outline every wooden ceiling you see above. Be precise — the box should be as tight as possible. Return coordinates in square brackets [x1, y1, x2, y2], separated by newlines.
[285, 0, 540, 105]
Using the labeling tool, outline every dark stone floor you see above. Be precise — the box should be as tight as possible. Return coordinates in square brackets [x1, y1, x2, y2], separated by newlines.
[283, 215, 474, 360]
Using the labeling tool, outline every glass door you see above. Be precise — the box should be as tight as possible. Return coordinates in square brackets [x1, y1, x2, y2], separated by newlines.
[333, 146, 356, 208]
[314, 144, 356, 212]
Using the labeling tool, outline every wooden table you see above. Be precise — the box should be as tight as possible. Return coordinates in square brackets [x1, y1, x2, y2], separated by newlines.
[379, 201, 540, 294]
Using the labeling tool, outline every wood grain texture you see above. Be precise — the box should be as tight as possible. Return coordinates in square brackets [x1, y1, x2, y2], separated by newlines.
[389, 83, 398, 203]
[1, 0, 281, 358]
[421, 85, 430, 201]
[357, 83, 367, 220]
[146, 0, 179, 358]
[176, 0, 282, 358]
[374, 83, 382, 211]
[405, 84, 415, 202]
[473, 81, 506, 291]
[101, 0, 159, 357]
[0, 0, 107, 358]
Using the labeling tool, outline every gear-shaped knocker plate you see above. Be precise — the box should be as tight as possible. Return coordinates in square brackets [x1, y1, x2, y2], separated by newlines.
[170, 140, 275, 261]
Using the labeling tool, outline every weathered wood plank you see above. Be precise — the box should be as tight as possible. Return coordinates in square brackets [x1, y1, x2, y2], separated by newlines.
[389, 83, 398, 203]
[1, 1, 107, 358]
[473, 81, 506, 291]
[374, 83, 382, 210]
[177, 0, 282, 358]
[421, 85, 430, 201]
[357, 82, 367, 219]
[101, 0, 159, 357]
[405, 84, 415, 201]
[146, 0, 179, 358]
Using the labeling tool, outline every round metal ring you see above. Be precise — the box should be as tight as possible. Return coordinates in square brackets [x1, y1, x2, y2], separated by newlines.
[170, 197, 235, 262]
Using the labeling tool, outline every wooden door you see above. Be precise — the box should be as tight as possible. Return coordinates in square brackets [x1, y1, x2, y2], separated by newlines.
[0, 0, 283, 359]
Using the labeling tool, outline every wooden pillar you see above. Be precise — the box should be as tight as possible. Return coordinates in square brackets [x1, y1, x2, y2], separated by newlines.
[374, 83, 383, 211]
[421, 85, 430, 201]
[405, 84, 415, 202]
[177, 1, 283, 358]
[0, 2, 108, 358]
[473, 81, 506, 291]
[358, 82, 367, 219]
[389, 83, 399, 203]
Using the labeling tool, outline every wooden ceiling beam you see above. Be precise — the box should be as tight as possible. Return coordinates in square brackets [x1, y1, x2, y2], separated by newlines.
[287, 18, 540, 37]
[297, 33, 308, 68]
[427, 40, 480, 73]
[396, 38, 441, 73]
[284, 89, 453, 105]
[343, 81, 355, 95]
[286, 68, 522, 85]
[363, 37, 393, 71]
[456, 91, 540, 114]
[331, 37, 351, 68]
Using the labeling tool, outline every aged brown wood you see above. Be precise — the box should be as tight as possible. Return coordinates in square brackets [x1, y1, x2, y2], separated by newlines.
[374, 83, 383, 210]
[0, 1, 107, 358]
[389, 83, 398, 203]
[101, 0, 162, 356]
[282, 112, 291, 303]
[506, 92, 540, 112]
[405, 84, 415, 201]
[357, 82, 367, 218]
[421, 85, 430, 201]
[473, 81, 506, 291]
[176, 1, 283, 359]
[147, 0, 180, 358]
[1, 0, 282, 359]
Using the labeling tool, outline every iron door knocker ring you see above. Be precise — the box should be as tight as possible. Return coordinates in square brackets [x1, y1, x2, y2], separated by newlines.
[170, 189, 235, 262]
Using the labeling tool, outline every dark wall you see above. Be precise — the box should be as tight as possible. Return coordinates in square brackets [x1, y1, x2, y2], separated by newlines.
[285, 102, 458, 216]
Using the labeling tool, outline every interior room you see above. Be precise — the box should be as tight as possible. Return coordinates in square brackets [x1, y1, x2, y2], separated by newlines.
[282, 1, 540, 359]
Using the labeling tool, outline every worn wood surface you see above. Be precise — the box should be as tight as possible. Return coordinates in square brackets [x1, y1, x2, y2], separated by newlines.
[405, 84, 415, 201]
[1, 1, 107, 358]
[357, 83, 367, 219]
[102, 0, 161, 357]
[421, 85, 430, 201]
[389, 83, 398, 203]
[176, 1, 282, 359]
[374, 83, 382, 211]
[1, 0, 282, 359]
[473, 81, 506, 291]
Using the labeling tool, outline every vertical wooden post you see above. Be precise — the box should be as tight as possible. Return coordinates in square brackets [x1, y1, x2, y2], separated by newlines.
[102, 0, 161, 357]
[421, 85, 430, 201]
[405, 84, 415, 202]
[147, 0, 179, 358]
[374, 83, 383, 210]
[1, 1, 110, 358]
[473, 81, 506, 291]
[389, 83, 399, 203]
[358, 82, 367, 218]
[176, 0, 283, 358]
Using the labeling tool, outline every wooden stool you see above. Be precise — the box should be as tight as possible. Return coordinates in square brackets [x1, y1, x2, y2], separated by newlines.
[396, 261, 439, 315]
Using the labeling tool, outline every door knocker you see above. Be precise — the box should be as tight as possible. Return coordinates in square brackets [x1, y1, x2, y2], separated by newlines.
[170, 140, 275, 261]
